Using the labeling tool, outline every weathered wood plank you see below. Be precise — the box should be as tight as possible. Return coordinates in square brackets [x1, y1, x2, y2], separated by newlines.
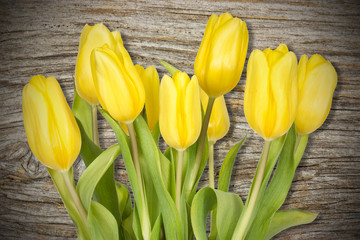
[0, 0, 359, 239]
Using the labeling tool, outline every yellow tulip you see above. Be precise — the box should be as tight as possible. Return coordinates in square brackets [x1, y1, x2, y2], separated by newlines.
[135, 65, 160, 132]
[159, 71, 202, 150]
[75, 23, 123, 105]
[295, 54, 337, 135]
[200, 90, 229, 142]
[22, 76, 81, 171]
[91, 43, 145, 123]
[244, 44, 298, 140]
[194, 12, 249, 98]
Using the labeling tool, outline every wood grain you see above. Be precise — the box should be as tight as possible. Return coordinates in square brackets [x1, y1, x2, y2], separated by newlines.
[1, 0, 359, 239]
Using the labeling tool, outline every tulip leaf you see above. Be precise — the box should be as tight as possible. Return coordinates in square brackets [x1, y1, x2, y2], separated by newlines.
[159, 60, 180, 76]
[115, 181, 132, 220]
[294, 134, 309, 167]
[98, 108, 150, 239]
[88, 200, 119, 240]
[264, 209, 318, 240]
[191, 187, 243, 240]
[122, 212, 136, 240]
[72, 87, 93, 140]
[218, 134, 246, 192]
[74, 94, 123, 232]
[246, 125, 308, 240]
[134, 115, 183, 240]
[76, 144, 121, 211]
[47, 167, 90, 240]
[152, 122, 160, 144]
[139, 149, 161, 227]
[150, 215, 162, 240]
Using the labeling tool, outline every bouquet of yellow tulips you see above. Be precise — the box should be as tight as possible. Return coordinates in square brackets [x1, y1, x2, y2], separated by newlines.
[22, 13, 337, 240]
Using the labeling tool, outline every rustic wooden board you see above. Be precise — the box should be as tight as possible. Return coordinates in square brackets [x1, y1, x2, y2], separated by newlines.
[0, 0, 359, 239]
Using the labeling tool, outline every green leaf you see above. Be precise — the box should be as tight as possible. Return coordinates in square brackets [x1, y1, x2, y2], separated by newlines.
[99, 108, 150, 239]
[218, 134, 246, 192]
[159, 60, 180, 76]
[88, 201, 119, 240]
[134, 115, 183, 240]
[231, 133, 286, 239]
[122, 212, 136, 240]
[295, 134, 309, 167]
[72, 87, 93, 140]
[76, 144, 121, 211]
[150, 215, 162, 240]
[152, 122, 161, 144]
[74, 97, 123, 232]
[139, 149, 161, 227]
[246, 125, 304, 239]
[115, 181, 132, 220]
[77, 119, 122, 225]
[264, 209, 318, 240]
[182, 136, 209, 204]
[47, 168, 90, 240]
[191, 187, 243, 240]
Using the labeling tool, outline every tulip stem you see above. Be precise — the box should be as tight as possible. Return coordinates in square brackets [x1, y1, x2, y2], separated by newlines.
[127, 122, 143, 192]
[176, 149, 184, 212]
[91, 104, 100, 146]
[209, 141, 215, 189]
[127, 122, 150, 239]
[61, 170, 88, 227]
[232, 140, 271, 240]
[189, 97, 216, 195]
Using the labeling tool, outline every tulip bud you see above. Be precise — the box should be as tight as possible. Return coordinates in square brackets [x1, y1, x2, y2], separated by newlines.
[200, 89, 229, 142]
[159, 71, 202, 150]
[22, 76, 81, 171]
[91, 43, 145, 123]
[244, 44, 298, 140]
[135, 65, 160, 132]
[195, 13, 249, 98]
[75, 23, 123, 105]
[295, 54, 337, 135]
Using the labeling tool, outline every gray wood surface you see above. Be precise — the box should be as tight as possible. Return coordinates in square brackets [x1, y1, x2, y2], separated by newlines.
[1, 0, 359, 239]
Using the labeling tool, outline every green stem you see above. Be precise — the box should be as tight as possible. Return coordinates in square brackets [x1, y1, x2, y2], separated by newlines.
[232, 140, 271, 240]
[176, 149, 184, 212]
[61, 170, 88, 227]
[127, 122, 150, 240]
[188, 97, 215, 192]
[209, 141, 215, 189]
[91, 104, 99, 146]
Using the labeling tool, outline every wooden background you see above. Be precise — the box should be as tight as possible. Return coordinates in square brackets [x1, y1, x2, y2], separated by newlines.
[1, 0, 359, 239]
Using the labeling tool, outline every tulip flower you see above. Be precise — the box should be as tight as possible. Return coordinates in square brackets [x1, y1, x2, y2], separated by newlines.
[159, 70, 202, 211]
[244, 44, 298, 140]
[200, 89, 229, 143]
[75, 23, 123, 105]
[22, 75, 81, 171]
[195, 12, 249, 98]
[159, 71, 202, 151]
[91, 44, 145, 123]
[295, 54, 337, 135]
[135, 64, 160, 132]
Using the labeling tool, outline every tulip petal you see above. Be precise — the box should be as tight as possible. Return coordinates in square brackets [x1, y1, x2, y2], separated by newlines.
[244, 50, 270, 139]
[75, 23, 117, 105]
[270, 52, 298, 139]
[22, 76, 80, 171]
[184, 76, 202, 148]
[296, 60, 337, 134]
[208, 95, 230, 142]
[159, 75, 181, 149]
[142, 66, 160, 132]
[91, 45, 144, 123]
